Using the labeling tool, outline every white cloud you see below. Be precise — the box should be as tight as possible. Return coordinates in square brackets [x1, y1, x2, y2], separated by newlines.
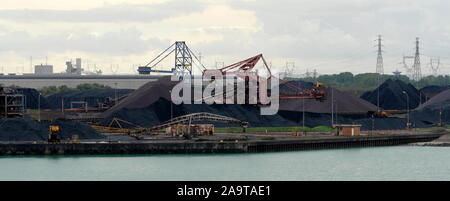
[145, 5, 261, 44]
[0, 2, 203, 23]
[1, 0, 170, 10]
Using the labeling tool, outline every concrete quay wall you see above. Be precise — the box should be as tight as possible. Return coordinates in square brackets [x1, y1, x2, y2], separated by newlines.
[0, 133, 442, 156]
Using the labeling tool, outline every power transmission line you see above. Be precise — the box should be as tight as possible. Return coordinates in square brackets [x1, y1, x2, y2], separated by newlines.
[412, 37, 421, 81]
[429, 57, 440, 76]
[375, 35, 384, 112]
[376, 35, 384, 74]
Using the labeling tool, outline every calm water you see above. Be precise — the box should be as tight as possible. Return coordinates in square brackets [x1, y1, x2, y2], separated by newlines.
[0, 146, 449, 181]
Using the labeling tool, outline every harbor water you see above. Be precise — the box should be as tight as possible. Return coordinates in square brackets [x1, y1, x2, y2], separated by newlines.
[0, 146, 449, 181]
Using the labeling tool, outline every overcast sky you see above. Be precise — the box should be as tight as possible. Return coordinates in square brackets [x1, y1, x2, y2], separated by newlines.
[0, 0, 449, 76]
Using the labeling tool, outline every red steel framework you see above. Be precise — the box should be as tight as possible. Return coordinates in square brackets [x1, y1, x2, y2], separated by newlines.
[211, 54, 326, 100]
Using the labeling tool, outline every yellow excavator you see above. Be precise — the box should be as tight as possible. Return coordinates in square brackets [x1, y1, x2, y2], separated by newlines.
[48, 125, 61, 143]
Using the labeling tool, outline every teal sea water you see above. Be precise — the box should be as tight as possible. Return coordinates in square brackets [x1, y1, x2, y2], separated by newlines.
[0, 146, 449, 181]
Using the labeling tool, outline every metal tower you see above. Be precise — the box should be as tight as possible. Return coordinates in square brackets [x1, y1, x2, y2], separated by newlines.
[174, 41, 193, 76]
[138, 41, 205, 77]
[313, 69, 318, 80]
[284, 62, 295, 78]
[429, 57, 440, 76]
[402, 55, 414, 78]
[305, 69, 311, 78]
[412, 37, 421, 81]
[376, 35, 384, 74]
[375, 35, 384, 112]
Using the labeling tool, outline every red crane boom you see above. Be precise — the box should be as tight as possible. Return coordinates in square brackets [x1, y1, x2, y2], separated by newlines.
[213, 54, 325, 100]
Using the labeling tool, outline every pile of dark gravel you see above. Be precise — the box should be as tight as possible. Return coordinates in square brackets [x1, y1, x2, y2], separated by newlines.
[280, 87, 377, 114]
[279, 80, 314, 94]
[279, 111, 432, 130]
[361, 79, 423, 110]
[46, 89, 134, 109]
[16, 88, 51, 109]
[0, 118, 104, 141]
[416, 89, 450, 110]
[101, 97, 297, 128]
[100, 76, 432, 130]
[101, 76, 297, 128]
[420, 85, 450, 100]
[410, 89, 450, 125]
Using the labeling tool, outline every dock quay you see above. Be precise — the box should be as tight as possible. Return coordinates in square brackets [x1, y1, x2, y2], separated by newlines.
[0, 133, 443, 156]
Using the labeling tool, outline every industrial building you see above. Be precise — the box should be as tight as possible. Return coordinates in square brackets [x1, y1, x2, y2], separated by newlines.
[334, 124, 361, 136]
[0, 56, 164, 89]
[66, 58, 83, 75]
[34, 64, 53, 75]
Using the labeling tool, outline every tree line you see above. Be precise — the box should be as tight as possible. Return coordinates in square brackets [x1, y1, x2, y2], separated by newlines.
[38, 83, 112, 97]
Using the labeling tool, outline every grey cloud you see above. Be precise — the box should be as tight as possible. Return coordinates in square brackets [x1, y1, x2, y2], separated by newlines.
[1, 0, 450, 74]
[0, 1, 205, 23]
[226, 0, 450, 60]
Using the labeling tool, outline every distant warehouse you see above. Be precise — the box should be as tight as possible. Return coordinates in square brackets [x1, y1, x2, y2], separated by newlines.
[34, 64, 53, 75]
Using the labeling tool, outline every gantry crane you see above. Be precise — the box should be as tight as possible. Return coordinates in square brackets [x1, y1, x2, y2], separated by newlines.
[137, 41, 205, 77]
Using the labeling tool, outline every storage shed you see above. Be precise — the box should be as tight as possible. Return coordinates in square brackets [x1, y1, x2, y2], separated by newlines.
[334, 124, 361, 136]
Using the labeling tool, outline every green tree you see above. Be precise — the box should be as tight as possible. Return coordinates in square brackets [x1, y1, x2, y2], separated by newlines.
[39, 83, 112, 97]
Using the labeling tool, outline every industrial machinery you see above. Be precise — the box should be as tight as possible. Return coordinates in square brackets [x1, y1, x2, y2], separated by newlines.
[64, 94, 128, 112]
[98, 96, 122, 109]
[137, 41, 205, 77]
[107, 118, 147, 133]
[151, 112, 248, 131]
[95, 113, 248, 139]
[138, 42, 325, 100]
[48, 125, 61, 143]
[63, 94, 130, 122]
[205, 54, 326, 101]
[0, 86, 25, 118]
[91, 118, 151, 139]
[166, 124, 214, 138]
[151, 112, 248, 139]
[370, 110, 408, 118]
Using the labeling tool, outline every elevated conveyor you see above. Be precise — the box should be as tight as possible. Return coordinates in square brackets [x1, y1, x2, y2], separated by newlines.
[150, 112, 248, 131]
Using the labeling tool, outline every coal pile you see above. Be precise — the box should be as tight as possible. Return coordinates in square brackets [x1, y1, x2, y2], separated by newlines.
[411, 89, 450, 125]
[46, 89, 134, 109]
[0, 118, 46, 141]
[420, 85, 450, 100]
[0, 118, 104, 141]
[102, 97, 297, 128]
[279, 87, 377, 114]
[416, 89, 450, 110]
[16, 88, 51, 109]
[278, 111, 431, 130]
[279, 80, 314, 94]
[101, 76, 420, 130]
[102, 76, 176, 113]
[101, 76, 297, 127]
[394, 88, 450, 127]
[51, 119, 104, 140]
[360, 79, 422, 110]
